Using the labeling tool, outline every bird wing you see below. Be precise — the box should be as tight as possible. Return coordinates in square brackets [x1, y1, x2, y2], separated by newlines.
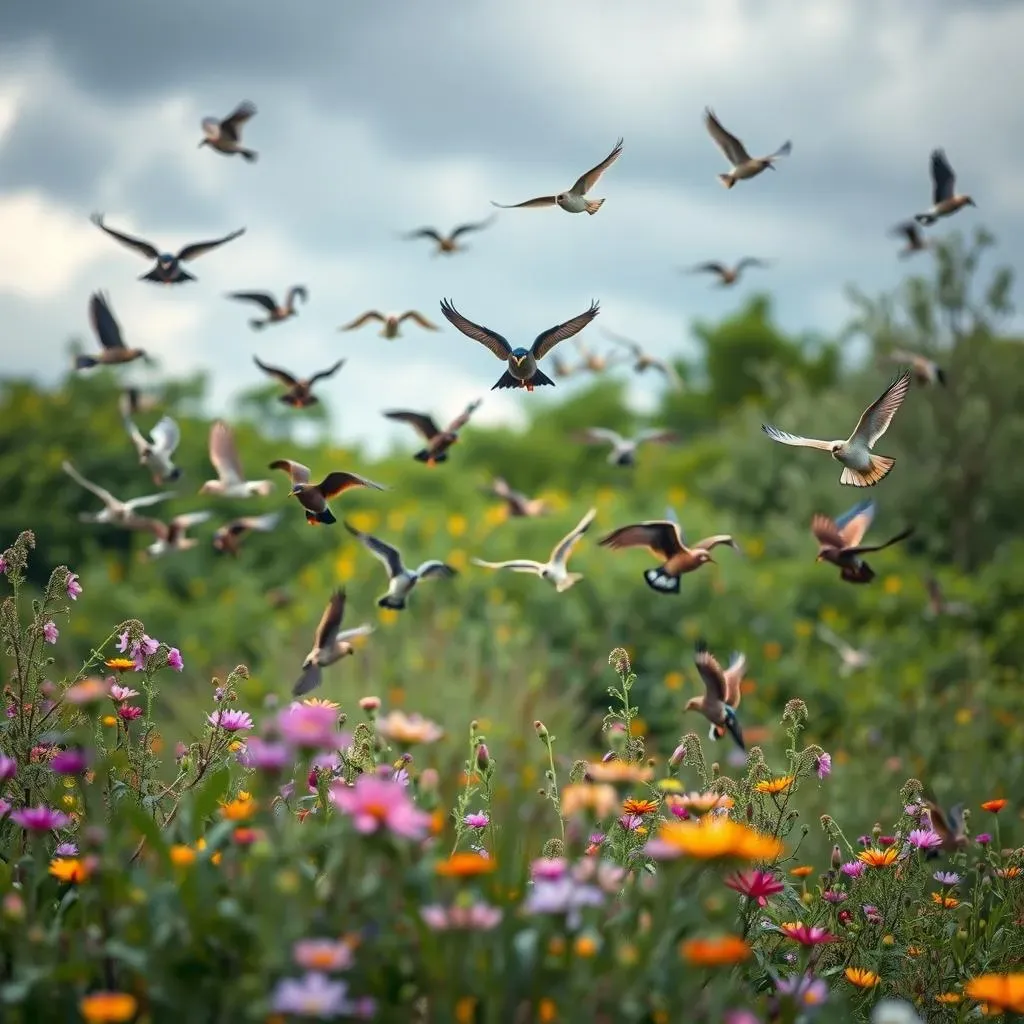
[930, 149, 956, 204]
[415, 560, 457, 580]
[126, 516, 168, 539]
[123, 416, 149, 456]
[62, 460, 119, 507]
[238, 512, 281, 533]
[703, 109, 751, 165]
[550, 507, 597, 566]
[306, 359, 346, 386]
[149, 416, 181, 456]
[816, 623, 849, 655]
[335, 624, 375, 642]
[439, 299, 512, 360]
[344, 522, 405, 578]
[286, 286, 308, 307]
[405, 227, 444, 243]
[222, 101, 257, 135]
[578, 427, 625, 447]
[253, 355, 300, 388]
[602, 328, 644, 357]
[890, 222, 921, 246]
[845, 526, 914, 556]
[569, 137, 624, 195]
[690, 262, 727, 277]
[177, 227, 246, 263]
[693, 534, 740, 553]
[634, 428, 679, 446]
[445, 398, 482, 433]
[694, 642, 728, 703]
[399, 310, 440, 330]
[268, 458, 311, 485]
[314, 590, 346, 650]
[317, 471, 386, 498]
[531, 301, 601, 360]
[598, 521, 685, 560]
[471, 558, 543, 574]
[209, 420, 247, 485]
[849, 371, 912, 448]
[735, 257, 768, 272]
[230, 291, 279, 313]
[88, 292, 126, 350]
[723, 652, 747, 707]
[171, 510, 212, 530]
[834, 499, 876, 548]
[90, 214, 160, 260]
[761, 425, 833, 451]
[449, 213, 497, 240]
[810, 513, 845, 549]
[339, 311, 386, 330]
[489, 196, 557, 210]
[123, 492, 176, 513]
[384, 410, 442, 441]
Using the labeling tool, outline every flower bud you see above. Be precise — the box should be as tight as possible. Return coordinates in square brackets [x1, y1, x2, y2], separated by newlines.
[534, 720, 549, 742]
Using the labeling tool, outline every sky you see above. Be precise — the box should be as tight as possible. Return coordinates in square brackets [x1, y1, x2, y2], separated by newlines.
[2, 0, 1022, 456]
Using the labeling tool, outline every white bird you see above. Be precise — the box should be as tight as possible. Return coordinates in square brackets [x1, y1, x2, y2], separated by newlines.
[914, 150, 976, 226]
[293, 590, 375, 696]
[575, 427, 678, 468]
[472, 507, 597, 593]
[761, 372, 912, 487]
[131, 511, 213, 558]
[704, 109, 791, 189]
[62, 461, 175, 526]
[338, 310, 438, 340]
[491, 138, 623, 215]
[199, 420, 273, 498]
[124, 415, 181, 485]
[816, 624, 872, 677]
[344, 523, 457, 611]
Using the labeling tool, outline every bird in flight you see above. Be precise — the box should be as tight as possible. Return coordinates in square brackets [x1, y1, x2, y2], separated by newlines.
[882, 349, 945, 387]
[811, 499, 914, 584]
[62, 461, 174, 527]
[269, 460, 385, 526]
[199, 421, 273, 498]
[338, 310, 439, 339]
[123, 414, 181, 485]
[575, 427, 679, 467]
[573, 336, 624, 374]
[761, 371, 912, 487]
[130, 511, 212, 559]
[484, 477, 549, 519]
[688, 258, 769, 287]
[91, 213, 246, 285]
[75, 292, 148, 370]
[403, 214, 497, 255]
[199, 101, 258, 161]
[440, 298, 600, 391]
[889, 221, 931, 259]
[915, 150, 976, 226]
[384, 399, 482, 466]
[472, 507, 597, 593]
[686, 642, 746, 751]
[293, 590, 374, 696]
[252, 356, 346, 408]
[491, 138, 623, 215]
[603, 330, 682, 388]
[212, 513, 281, 557]
[816, 624, 872, 677]
[704, 109, 791, 188]
[228, 287, 308, 330]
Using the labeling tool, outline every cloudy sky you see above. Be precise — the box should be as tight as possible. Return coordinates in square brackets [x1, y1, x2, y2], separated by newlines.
[2, 0, 1021, 455]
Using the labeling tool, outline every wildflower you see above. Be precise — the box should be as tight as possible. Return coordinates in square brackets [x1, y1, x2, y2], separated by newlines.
[293, 938, 354, 972]
[934, 871, 960, 885]
[167, 647, 184, 671]
[50, 749, 88, 775]
[930, 892, 959, 909]
[49, 856, 93, 883]
[532, 858, 568, 881]
[238, 738, 292, 772]
[674, 791, 734, 814]
[42, 620, 58, 644]
[845, 967, 880, 988]
[104, 658, 136, 672]
[11, 806, 69, 832]
[66, 573, 83, 600]
[618, 813, 643, 832]
[981, 799, 1007, 813]
[585, 760, 654, 784]
[840, 860, 866, 878]
[109, 684, 140, 702]
[195, 838, 222, 865]
[995, 866, 1021, 878]
[377, 710, 444, 745]
[435, 852, 495, 877]
[964, 974, 1024, 1014]
[976, 833, 992, 846]
[117, 705, 142, 722]
[79, 992, 138, 1023]
[622, 798, 659, 815]
[523, 877, 604, 926]
[169, 845, 196, 866]
[0, 754, 15, 780]
[561, 783, 618, 819]
[724, 870, 783, 906]
[65, 678, 110, 705]
[822, 889, 847, 904]
[755, 775, 794, 795]
[934, 993, 962, 1004]
[680, 934, 751, 966]
[724, 1014, 760, 1024]
[207, 709, 253, 732]
[857, 846, 899, 868]
[463, 811, 489, 829]
[358, 695, 381, 712]
[420, 902, 503, 930]
[329, 774, 431, 840]
[54, 842, 78, 856]
[646, 819, 783, 861]
[862, 904, 882, 924]
[221, 795, 257, 822]
[776, 973, 829, 1007]
[272, 973, 349, 1018]
[907, 829, 943, 850]
[816, 752, 832, 780]
[789, 865, 814, 878]
[278, 703, 347, 753]
[778, 922, 838, 946]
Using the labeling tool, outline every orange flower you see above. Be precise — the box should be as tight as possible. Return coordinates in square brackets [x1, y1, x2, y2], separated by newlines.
[79, 992, 138, 1023]
[935, 993, 962, 1004]
[104, 658, 136, 672]
[377, 710, 443, 745]
[789, 865, 813, 878]
[622, 798, 659, 815]
[844, 968, 880, 988]
[561, 783, 618, 819]
[856, 847, 899, 868]
[965, 974, 1024, 1014]
[435, 853, 495, 878]
[537, 998, 557, 1022]
[454, 997, 478, 1024]
[49, 858, 93, 884]
[680, 935, 751, 966]
[981, 799, 1008, 814]
[653, 819, 783, 861]
[671, 791, 734, 814]
[906, 946, 923, 958]
[931, 892, 959, 909]
[995, 867, 1021, 879]
[220, 795, 257, 822]
[586, 761, 654, 784]
[755, 776, 794, 795]
[169, 845, 196, 866]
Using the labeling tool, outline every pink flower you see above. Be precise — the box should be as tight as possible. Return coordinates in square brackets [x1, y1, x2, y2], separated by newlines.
[464, 812, 489, 829]
[668, 743, 686, 768]
[11, 806, 70, 832]
[724, 869, 784, 907]
[66, 573, 82, 600]
[117, 705, 143, 722]
[116, 630, 130, 652]
[778, 922, 839, 946]
[420, 902, 503, 931]
[862, 904, 882, 924]
[0, 556, 7, 575]
[976, 833, 992, 846]
[50, 749, 88, 775]
[358, 696, 381, 712]
[167, 648, 184, 672]
[238, 738, 292, 772]
[293, 938, 354, 972]
[278, 703, 346, 753]
[42, 621, 58, 645]
[815, 752, 832, 780]
[821, 889, 848, 904]
[139, 635, 159, 657]
[109, 685, 140, 702]
[531, 857, 568, 881]
[840, 861, 866, 879]
[329, 774, 431, 839]
[0, 754, 16, 780]
[907, 829, 943, 850]
[618, 813, 643, 832]
[207, 710, 253, 732]
[0, 799, 10, 818]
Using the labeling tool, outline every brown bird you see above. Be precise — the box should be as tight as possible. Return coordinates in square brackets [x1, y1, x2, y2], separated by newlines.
[689, 258, 768, 287]
[915, 150, 976, 226]
[75, 293, 148, 370]
[293, 590, 374, 696]
[484, 477, 548, 519]
[338, 310, 439, 340]
[403, 214, 497, 255]
[253, 356, 346, 407]
[269, 460, 386, 525]
[924, 576, 971, 619]
[811, 499, 914, 584]
[129, 511, 212, 559]
[889, 221, 931, 258]
[686, 642, 746, 751]
[573, 336, 623, 374]
[228, 287, 307, 329]
[704, 108, 791, 188]
[883, 349, 945, 387]
[598, 519, 740, 595]
[920, 798, 967, 855]
[212, 512, 281, 556]
[199, 101, 258, 161]
[384, 398, 482, 466]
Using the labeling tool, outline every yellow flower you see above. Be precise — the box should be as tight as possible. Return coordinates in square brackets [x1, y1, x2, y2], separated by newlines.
[169, 845, 196, 866]
[302, 697, 341, 710]
[679, 934, 751, 966]
[586, 761, 654, 784]
[755, 776, 794, 795]
[49, 858, 92, 884]
[668, 791, 734, 814]
[653, 819, 783, 861]
[455, 997, 478, 1024]
[377, 710, 444, 745]
[844, 968, 880, 989]
[573, 935, 599, 958]
[196, 837, 222, 866]
[883, 575, 902, 594]
[79, 992, 138, 1023]
[561, 783, 618, 819]
[220, 795, 257, 822]
[656, 778, 683, 793]
[935, 993, 962, 1004]
[447, 513, 468, 538]
[789, 865, 813, 878]
[663, 671, 684, 691]
[101, 715, 117, 727]
[931, 892, 959, 909]
[964, 975, 1024, 1014]
[347, 510, 378, 533]
[857, 847, 899, 868]
[622, 798, 659, 816]
[954, 707, 973, 725]
[104, 658, 136, 672]
[434, 853, 495, 878]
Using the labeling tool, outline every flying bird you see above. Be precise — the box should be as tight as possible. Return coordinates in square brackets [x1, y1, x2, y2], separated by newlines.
[915, 150, 976, 226]
[603, 330, 682, 388]
[816, 624, 872, 677]
[687, 642, 746, 751]
[924, 576, 971, 619]
[890, 221, 931, 258]
[761, 371, 912, 487]
[199, 421, 273, 498]
[90, 213, 246, 285]
[293, 590, 375, 697]
[124, 415, 181, 484]
[269, 460, 385, 525]
[550, 355, 578, 380]
[472, 507, 597, 593]
[491, 137, 623, 215]
[228, 287, 308, 329]
[920, 799, 968, 856]
[212, 512, 281, 557]
[344, 523, 457, 611]
[484, 477, 549, 519]
[882, 349, 945, 387]
[440, 298, 600, 391]
[575, 427, 678, 468]
[198, 101, 258, 161]
[811, 499, 914, 584]
[403, 214, 497, 255]
[688, 258, 768, 287]
[338, 310, 439, 339]
[130, 511, 212, 559]
[75, 292, 148, 370]
[704, 108, 791, 189]
[383, 399, 482, 466]
[62, 461, 174, 527]
[252, 356, 346, 408]
[598, 519, 740, 595]
[573, 336, 624, 374]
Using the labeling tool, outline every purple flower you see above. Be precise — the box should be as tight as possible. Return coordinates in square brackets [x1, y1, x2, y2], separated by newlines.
[11, 806, 70, 832]
[857, 835, 872, 847]
[522, 877, 604, 928]
[116, 630, 130, 653]
[167, 648, 184, 672]
[237, 738, 292, 773]
[724, 1014, 760, 1024]
[293, 938, 354, 972]
[0, 799, 11, 817]
[907, 829, 943, 850]
[207, 709, 253, 732]
[139, 635, 159, 657]
[329, 774, 431, 840]
[862, 904, 882, 924]
[420, 902, 503, 931]
[66, 573, 82, 600]
[109, 684, 140, 702]
[0, 754, 16, 781]
[278, 703, 347, 753]
[54, 842, 78, 856]
[776, 973, 829, 1008]
[271, 972, 348, 1018]
[588, 832, 606, 846]
[50, 749, 88, 775]
[934, 871, 960, 885]
[976, 833, 992, 846]
[821, 889, 847, 904]
[42, 621, 58, 645]
[815, 752, 832, 780]
[0, 556, 7, 575]
[463, 811, 489, 829]
[840, 861, 866, 879]
[618, 813, 643, 832]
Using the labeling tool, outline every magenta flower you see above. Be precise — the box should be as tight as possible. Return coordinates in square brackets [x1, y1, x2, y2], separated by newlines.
[50, 749, 88, 775]
[724, 869, 784, 907]
[271, 973, 348, 1017]
[618, 813, 643, 832]
[815, 752, 832, 780]
[724, 1013, 760, 1024]
[907, 829, 943, 850]
[668, 742, 686, 768]
[116, 630, 130, 652]
[42, 621, 58, 645]
[0, 754, 16, 781]
[857, 834, 872, 846]
[862, 904, 883, 924]
[840, 861, 866, 879]
[778, 922, 838, 946]
[0, 799, 11, 817]
[117, 704, 143, 722]
[278, 703, 346, 753]
[821, 889, 848, 904]
[329, 774, 431, 840]
[109, 685, 140, 702]
[0, 556, 7, 575]
[420, 902, 503, 931]
[463, 811, 489, 829]
[11, 806, 70, 832]
[139, 635, 159, 657]
[66, 573, 82, 600]
[238, 738, 292, 772]
[207, 709, 253, 732]
[167, 648, 184, 672]
[976, 833, 992, 846]
[293, 938, 354, 972]
[879, 835, 896, 847]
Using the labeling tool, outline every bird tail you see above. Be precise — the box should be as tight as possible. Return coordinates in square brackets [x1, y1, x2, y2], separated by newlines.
[292, 662, 321, 697]
[240, 148, 258, 163]
[75, 355, 98, 370]
[840, 564, 876, 584]
[723, 706, 746, 751]
[530, 368, 555, 387]
[306, 508, 337, 526]
[414, 449, 448, 465]
[840, 455, 895, 488]
[377, 594, 407, 611]
[643, 567, 681, 595]
[491, 370, 521, 391]
[165, 466, 183, 483]
[717, 174, 736, 189]
[555, 573, 584, 593]
[615, 452, 635, 468]
[585, 198, 605, 215]
[914, 213, 937, 226]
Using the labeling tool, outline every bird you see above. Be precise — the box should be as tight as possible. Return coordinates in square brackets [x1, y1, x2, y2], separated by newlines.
[62, 461, 175, 527]
[550, 355, 578, 380]
[598, 519, 740, 595]
[811, 500, 914, 584]
[293, 590, 375, 697]
[915, 150, 976, 226]
[269, 460, 386, 525]
[761, 371, 912, 487]
[484, 478, 549, 519]
[343, 522, 457, 611]
[75, 292, 148, 370]
[704, 108, 791, 189]
[124, 414, 181, 484]
[130, 511, 213, 559]
[572, 336, 624, 374]
[574, 427, 679, 468]
[882, 349, 945, 387]
[472, 507, 597, 593]
[383, 399, 482, 466]
[603, 330, 682, 388]
[491, 137, 623, 215]
[90, 213, 246, 285]
[687, 642, 746, 752]
[338, 310, 439, 339]
[439, 298, 600, 391]
[228, 287, 308, 330]
[403, 214, 497, 255]
[924, 576, 971, 619]
[688, 258, 768, 287]
[816, 624, 872, 676]
[212, 512, 281, 557]
[252, 356, 346, 408]
[890, 221, 931, 258]
[198, 101, 258, 161]
[920, 799, 968, 856]
[199, 421, 274, 498]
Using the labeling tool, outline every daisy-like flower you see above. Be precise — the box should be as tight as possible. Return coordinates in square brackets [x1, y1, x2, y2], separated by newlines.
[934, 871, 960, 885]
[964, 974, 1024, 1014]
[755, 776, 794, 795]
[844, 967, 880, 988]
[561, 783, 619, 819]
[207, 709, 253, 732]
[778, 922, 838, 946]
[907, 829, 943, 851]
[237, 737, 291, 772]
[435, 852, 495, 878]
[822, 889, 847, 904]
[463, 812, 489, 829]
[117, 705, 142, 722]
[724, 870, 783, 906]
[840, 860, 866, 878]
[934, 992, 962, 1005]
[930, 892, 959, 909]
[857, 847, 899, 868]
[679, 934, 751, 966]
[377, 710, 444, 745]
[271, 973, 349, 1018]
[420, 902, 503, 931]
[79, 992, 137, 1023]
[54, 842, 78, 856]
[522, 877, 604, 927]
[49, 857, 93, 884]
[42, 621, 58, 645]
[585, 761, 654, 784]
[66, 573, 83, 600]
[645, 819, 783, 862]
[862, 904, 882, 924]
[618, 813, 643, 832]
[815, 753, 832, 780]
[304, 697, 341, 711]
[531, 857, 568, 881]
[329, 774, 431, 840]
[167, 648, 184, 672]
[108, 684, 140, 702]
[981, 799, 1008, 814]
[11, 806, 70, 832]
[673, 791, 734, 814]
[995, 866, 1021, 879]
[775, 973, 828, 1007]
[278, 703, 347, 753]
[220, 794, 257, 822]
[293, 938, 354, 972]
[622, 797, 659, 815]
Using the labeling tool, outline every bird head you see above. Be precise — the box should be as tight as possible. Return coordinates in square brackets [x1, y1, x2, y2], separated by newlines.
[698, 551, 714, 565]
[555, 193, 568, 204]
[158, 254, 175, 266]
[830, 442, 844, 458]
[510, 348, 529, 366]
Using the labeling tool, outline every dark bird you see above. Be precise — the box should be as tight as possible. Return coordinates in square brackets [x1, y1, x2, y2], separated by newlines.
[890, 221, 931, 258]
[484, 477, 549, 519]
[90, 212, 246, 284]
[403, 214, 497, 255]
[75, 292, 148, 370]
[915, 150, 976, 226]
[383, 399, 482, 466]
[811, 500, 914, 584]
[687, 642, 746, 751]
[269, 460, 386, 525]
[199, 101, 258, 161]
[688, 258, 768, 286]
[440, 298, 600, 391]
[253, 356, 346, 407]
[293, 590, 374, 697]
[228, 287, 308, 329]
[212, 512, 281, 557]
[338, 310, 439, 339]
[704, 108, 791, 188]
[598, 519, 740, 595]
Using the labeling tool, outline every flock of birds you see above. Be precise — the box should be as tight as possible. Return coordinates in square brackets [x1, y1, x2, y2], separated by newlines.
[60, 100, 976, 736]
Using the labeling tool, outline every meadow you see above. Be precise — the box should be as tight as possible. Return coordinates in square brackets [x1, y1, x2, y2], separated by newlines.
[0, 230, 1022, 1021]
